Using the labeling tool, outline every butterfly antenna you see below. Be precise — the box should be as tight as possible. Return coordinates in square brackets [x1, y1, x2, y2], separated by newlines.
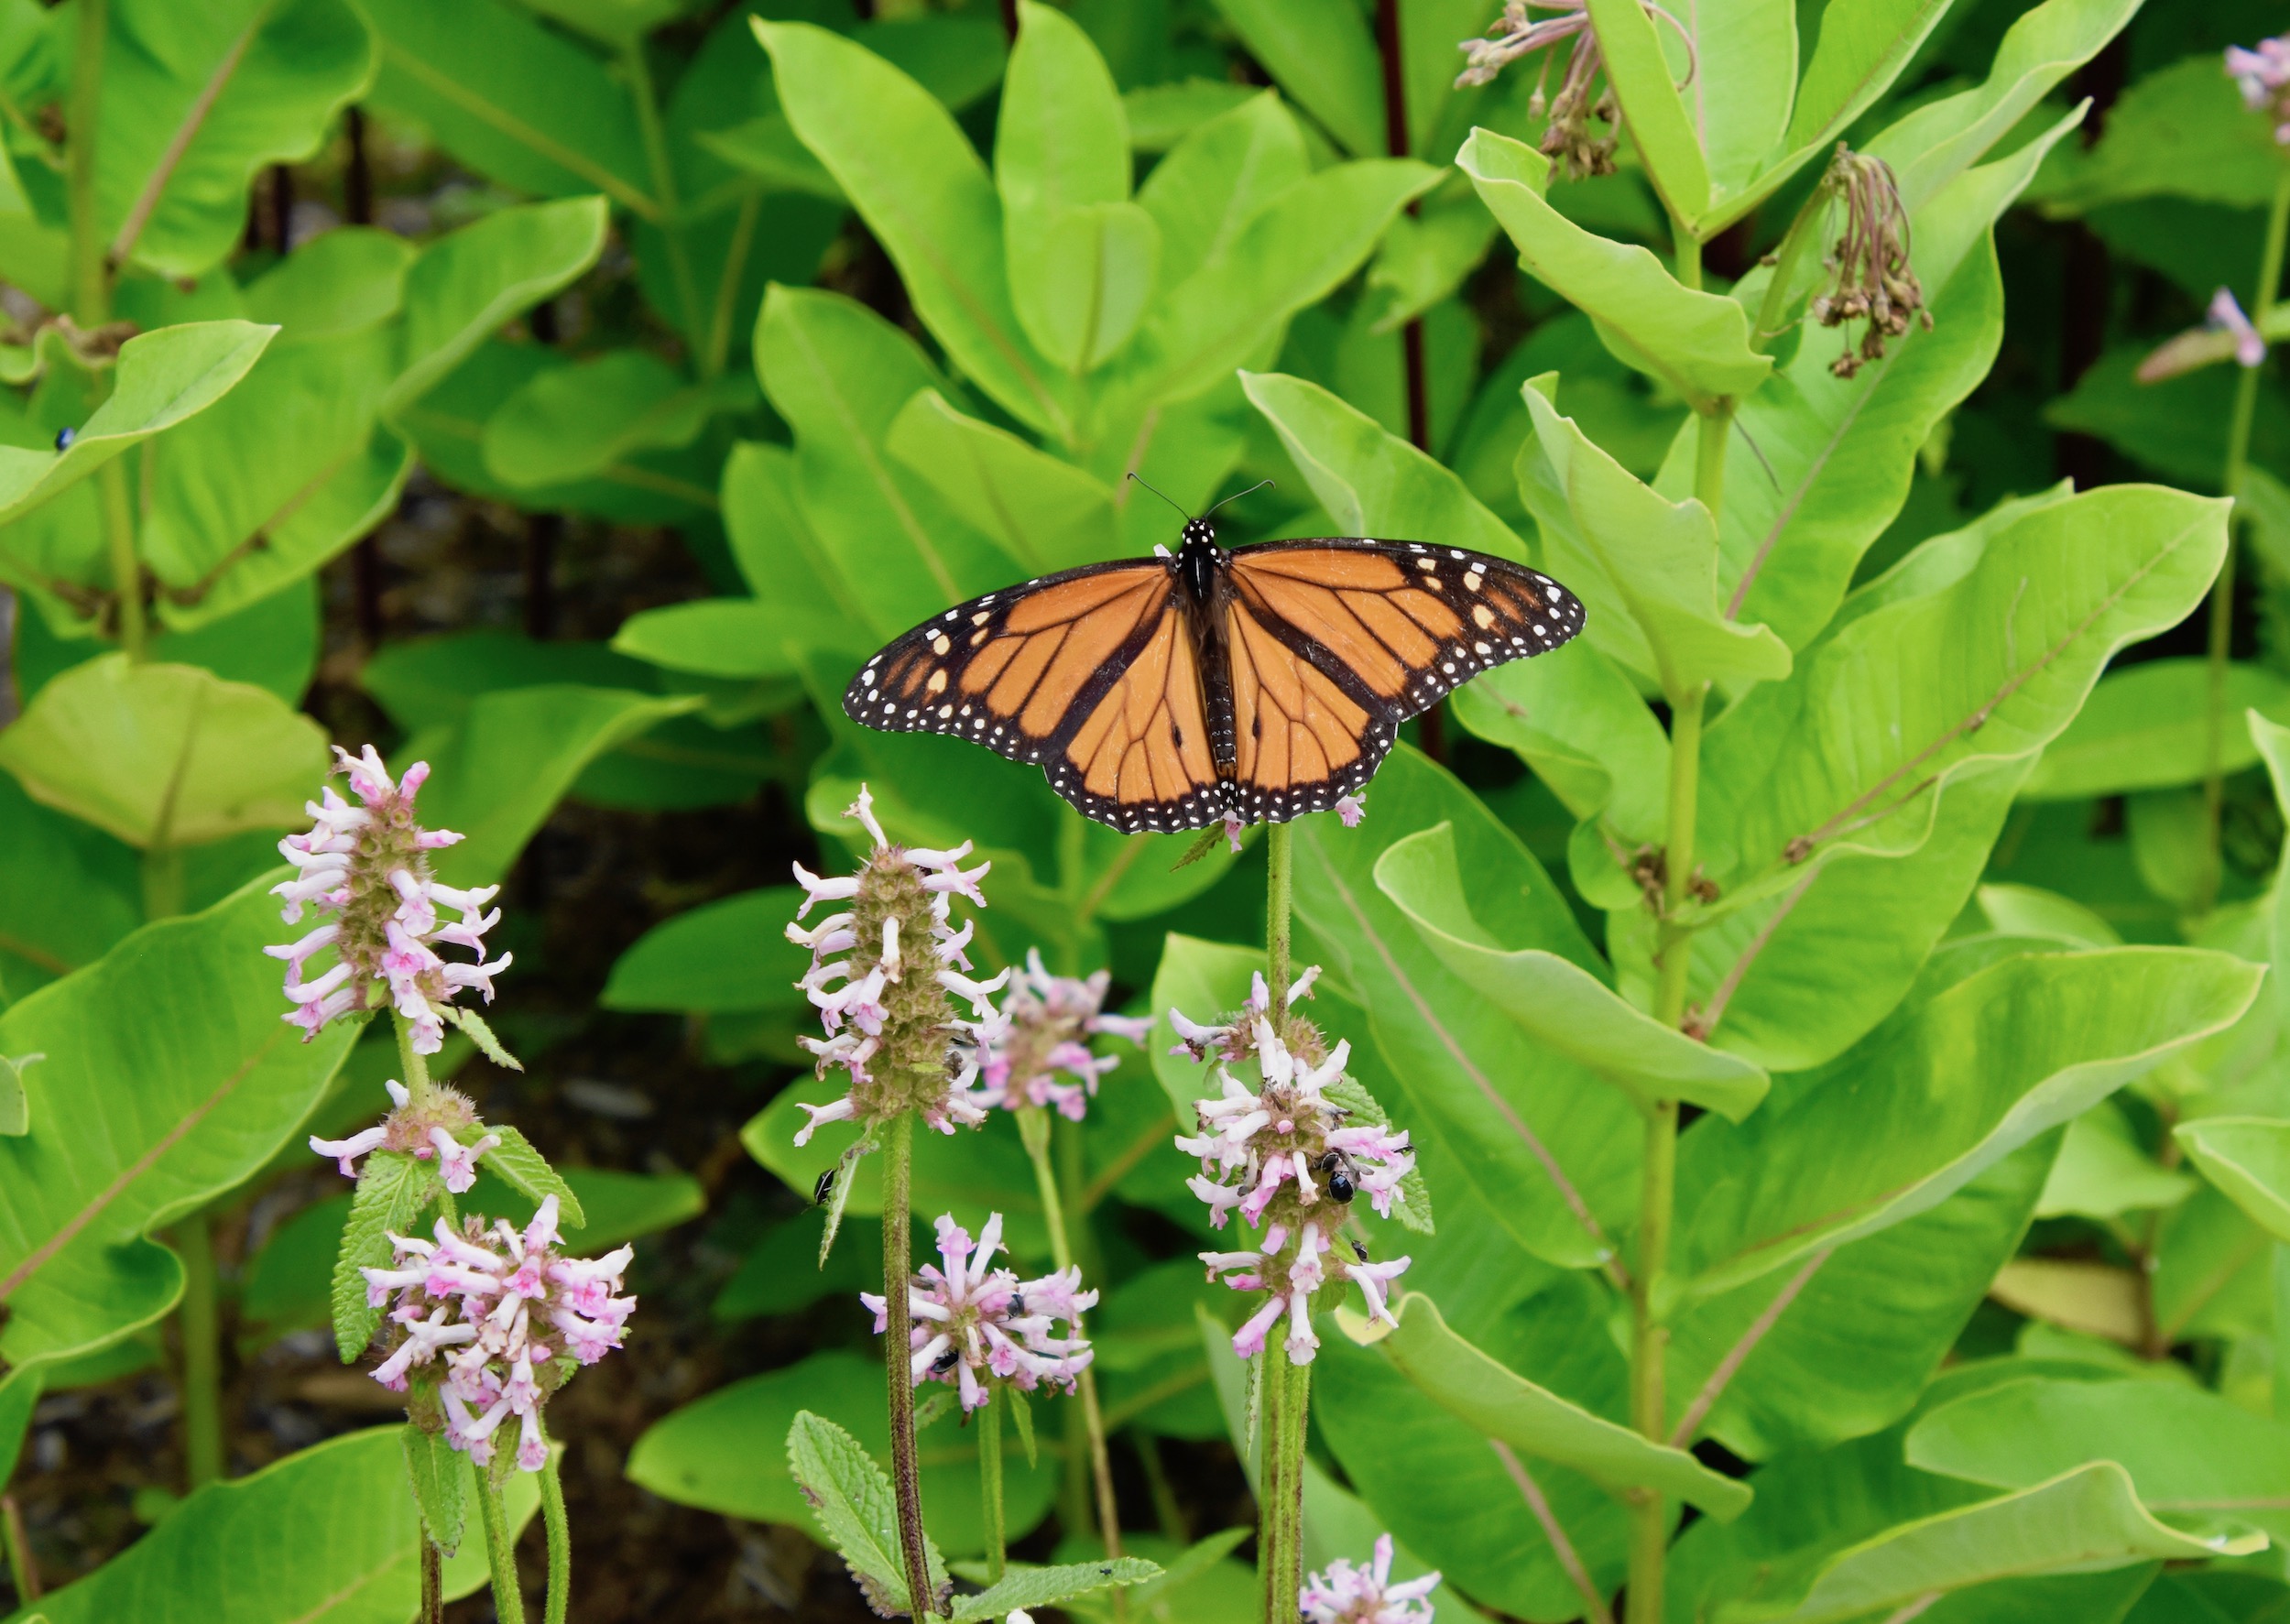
[1126, 471, 1189, 519]
[1204, 478, 1275, 518]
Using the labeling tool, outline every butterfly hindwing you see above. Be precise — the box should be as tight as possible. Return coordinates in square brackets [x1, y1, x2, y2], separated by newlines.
[1055, 595, 1227, 833]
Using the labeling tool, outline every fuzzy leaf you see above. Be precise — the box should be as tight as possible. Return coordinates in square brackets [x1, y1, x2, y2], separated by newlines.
[947, 1557, 1163, 1621]
[479, 1126, 584, 1230]
[785, 1411, 951, 1612]
[332, 1150, 433, 1363]
[400, 1422, 466, 1555]
[440, 1005, 523, 1074]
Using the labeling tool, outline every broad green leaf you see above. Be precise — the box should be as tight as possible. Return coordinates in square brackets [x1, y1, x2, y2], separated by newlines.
[1359, 1291, 1750, 1518]
[385, 196, 609, 416]
[0, 883, 357, 1371]
[1205, 0, 1381, 158]
[1863, 0, 2140, 214]
[602, 885, 809, 1014]
[610, 598, 812, 681]
[627, 1355, 1054, 1556]
[1239, 369, 1528, 561]
[789, 1410, 949, 1611]
[0, 322, 270, 549]
[97, 0, 374, 279]
[1362, 186, 1499, 332]
[1135, 92, 1308, 292]
[949, 1558, 1163, 1622]
[887, 389, 1122, 572]
[0, 655, 327, 848]
[1008, 200, 1162, 374]
[406, 684, 703, 887]
[1675, 947, 2262, 1302]
[1458, 128, 1769, 408]
[1374, 823, 1768, 1119]
[2254, 712, 2290, 1033]
[0, 1052, 27, 1135]
[997, 2, 1128, 217]
[1977, 885, 2121, 948]
[2024, 659, 2290, 801]
[482, 348, 734, 489]
[19, 1426, 539, 1621]
[1289, 747, 1636, 1271]
[1124, 81, 1260, 152]
[0, 768, 141, 989]
[1677, 0, 1795, 200]
[2029, 54, 2287, 215]
[514, 0, 685, 46]
[1451, 642, 1669, 840]
[400, 1422, 465, 1554]
[1722, 1462, 2260, 1622]
[1585, 0, 1709, 223]
[2038, 1101, 2191, 1218]
[1520, 379, 1790, 693]
[1909, 1376, 2290, 1542]
[2173, 1117, 2290, 1243]
[756, 286, 1020, 639]
[1149, 933, 1263, 1118]
[331, 1150, 432, 1361]
[478, 1126, 584, 1229]
[756, 19, 1071, 441]
[360, 0, 651, 210]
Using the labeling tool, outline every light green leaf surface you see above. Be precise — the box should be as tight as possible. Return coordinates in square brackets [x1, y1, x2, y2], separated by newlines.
[330, 1150, 432, 1361]
[482, 348, 729, 489]
[400, 1422, 465, 1555]
[0, 655, 327, 848]
[1459, 127, 1769, 408]
[1585, 0, 1708, 222]
[1375, 823, 1768, 1118]
[2023, 659, 2290, 801]
[0, 1053, 27, 1137]
[1450, 641, 1669, 840]
[1678, 0, 1796, 200]
[2173, 1117, 2290, 1243]
[2029, 53, 2288, 215]
[609, 598, 812, 681]
[1204, 0, 1381, 158]
[0, 884, 358, 1372]
[949, 1559, 1163, 1622]
[888, 389, 1121, 572]
[602, 884, 809, 1014]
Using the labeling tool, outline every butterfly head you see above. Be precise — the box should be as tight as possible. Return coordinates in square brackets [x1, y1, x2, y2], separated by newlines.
[1181, 518, 1216, 549]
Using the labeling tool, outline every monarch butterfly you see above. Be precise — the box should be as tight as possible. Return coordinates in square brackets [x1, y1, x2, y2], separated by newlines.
[843, 501, 1586, 834]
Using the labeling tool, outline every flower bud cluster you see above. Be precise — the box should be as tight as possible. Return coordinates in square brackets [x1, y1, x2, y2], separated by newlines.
[865, 1213, 1096, 1411]
[976, 949, 1152, 1120]
[1455, 1, 1694, 181]
[1808, 146, 1931, 379]
[267, 746, 509, 1054]
[788, 787, 1009, 1146]
[1172, 974, 1414, 1365]
[309, 1077, 498, 1192]
[361, 1195, 634, 1472]
[2229, 37, 2290, 145]
[1304, 1534, 1440, 1624]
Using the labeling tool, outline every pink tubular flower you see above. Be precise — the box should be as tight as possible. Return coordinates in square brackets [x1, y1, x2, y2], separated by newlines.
[267, 746, 510, 1055]
[1334, 794, 1367, 829]
[975, 950, 1152, 1120]
[1171, 975, 1416, 1366]
[788, 786, 1007, 1145]
[1304, 1534, 1440, 1624]
[2228, 36, 2290, 143]
[308, 1076, 499, 1190]
[862, 1213, 1096, 1411]
[360, 1195, 634, 1470]
[2209, 288, 2268, 368]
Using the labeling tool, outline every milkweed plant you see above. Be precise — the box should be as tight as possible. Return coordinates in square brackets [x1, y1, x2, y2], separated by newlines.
[8, 3, 2290, 1624]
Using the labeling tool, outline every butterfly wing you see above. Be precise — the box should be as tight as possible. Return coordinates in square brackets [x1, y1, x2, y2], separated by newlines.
[844, 558, 1224, 832]
[1220, 539, 1585, 820]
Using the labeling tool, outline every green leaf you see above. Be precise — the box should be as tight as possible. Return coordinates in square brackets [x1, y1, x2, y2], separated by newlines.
[1519, 378, 1791, 693]
[1204, 0, 1381, 158]
[2038, 1101, 2191, 1219]
[1675, 0, 1796, 200]
[786, 1410, 951, 1612]
[1008, 200, 1162, 374]
[1909, 1376, 2290, 1542]
[949, 1558, 1164, 1622]
[482, 349, 743, 489]
[1362, 187, 1499, 332]
[0, 770, 139, 993]
[2028, 54, 2288, 215]
[96, 0, 375, 279]
[601, 885, 810, 1014]
[407, 683, 703, 888]
[401, 1422, 466, 1555]
[1374, 823, 1768, 1119]
[2023, 659, 2290, 801]
[1675, 946, 2263, 1303]
[1360, 1291, 1750, 1518]
[0, 1050, 29, 1136]
[1450, 642, 1670, 840]
[1458, 127, 1769, 409]
[610, 598, 809, 681]
[1289, 747, 1635, 1271]
[18, 1426, 540, 1621]
[331, 1149, 432, 1361]
[1721, 1462, 2260, 1622]
[756, 18, 1071, 442]
[2172, 1117, 2290, 1243]
[360, 0, 651, 211]
[1585, 0, 1708, 223]
[0, 321, 271, 539]
[1136, 91, 1308, 292]
[1149, 933, 1264, 1117]
[438, 1004, 520, 1073]
[0, 655, 327, 848]
[887, 388, 1122, 572]
[0, 882, 358, 1373]
[479, 1125, 585, 1230]
[1977, 884, 2122, 949]
[385, 195, 610, 417]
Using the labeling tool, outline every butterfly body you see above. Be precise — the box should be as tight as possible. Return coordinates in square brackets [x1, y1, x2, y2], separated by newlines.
[845, 518, 1584, 834]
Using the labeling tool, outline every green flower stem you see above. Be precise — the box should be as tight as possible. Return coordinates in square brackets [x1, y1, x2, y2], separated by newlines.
[173, 1214, 225, 1489]
[1260, 1349, 1312, 1623]
[2204, 164, 2290, 911]
[1750, 186, 1829, 354]
[478, 1472, 527, 1624]
[1018, 1106, 1125, 1589]
[881, 1111, 937, 1619]
[1266, 822, 1294, 1014]
[3, 1493, 39, 1605]
[1695, 405, 1731, 536]
[420, 1536, 442, 1624]
[979, 1385, 1007, 1584]
[394, 1009, 435, 1107]
[540, 1443, 572, 1624]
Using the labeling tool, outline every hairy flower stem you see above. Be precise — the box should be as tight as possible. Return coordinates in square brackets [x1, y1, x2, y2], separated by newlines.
[1260, 1347, 1313, 1622]
[420, 1538, 442, 1624]
[174, 1215, 224, 1488]
[2204, 167, 2290, 913]
[1266, 823, 1295, 1016]
[979, 1385, 1007, 1583]
[881, 1112, 937, 1619]
[1018, 1106, 1125, 1594]
[395, 1009, 436, 1108]
[479, 1475, 526, 1624]
[540, 1446, 571, 1624]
